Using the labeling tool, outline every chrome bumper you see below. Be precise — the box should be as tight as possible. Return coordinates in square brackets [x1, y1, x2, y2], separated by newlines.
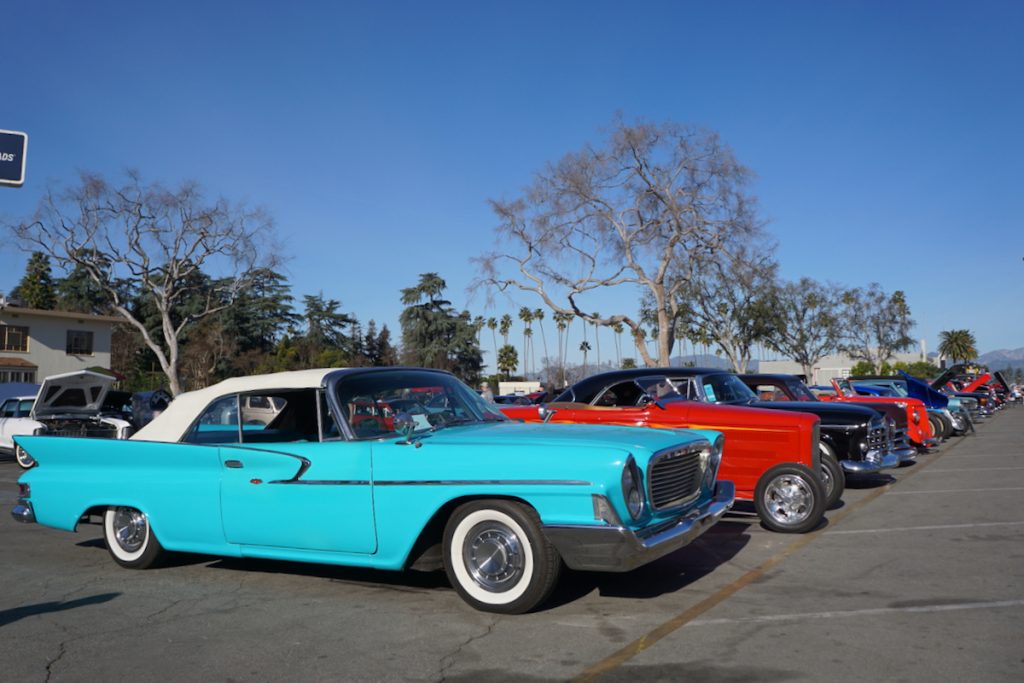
[542, 481, 735, 573]
[841, 451, 900, 473]
[10, 500, 35, 524]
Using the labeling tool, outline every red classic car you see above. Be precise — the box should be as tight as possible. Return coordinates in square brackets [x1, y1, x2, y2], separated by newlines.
[821, 378, 937, 451]
[502, 369, 826, 534]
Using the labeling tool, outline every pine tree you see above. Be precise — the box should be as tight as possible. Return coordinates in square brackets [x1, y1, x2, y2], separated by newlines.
[11, 252, 57, 309]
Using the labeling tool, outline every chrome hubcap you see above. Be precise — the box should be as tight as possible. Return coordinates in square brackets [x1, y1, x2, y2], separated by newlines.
[763, 475, 814, 525]
[463, 521, 524, 592]
[15, 446, 35, 468]
[819, 463, 833, 498]
[112, 507, 148, 553]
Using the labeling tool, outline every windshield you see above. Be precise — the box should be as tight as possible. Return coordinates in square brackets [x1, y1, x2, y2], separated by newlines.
[688, 373, 758, 404]
[784, 380, 817, 401]
[333, 370, 507, 439]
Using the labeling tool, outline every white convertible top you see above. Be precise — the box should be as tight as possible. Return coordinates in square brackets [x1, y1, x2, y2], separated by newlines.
[132, 368, 339, 443]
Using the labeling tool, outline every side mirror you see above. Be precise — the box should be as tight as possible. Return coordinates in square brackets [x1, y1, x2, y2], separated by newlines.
[393, 412, 417, 444]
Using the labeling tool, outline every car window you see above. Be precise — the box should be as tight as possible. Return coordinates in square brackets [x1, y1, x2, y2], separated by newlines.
[756, 385, 788, 401]
[594, 381, 645, 406]
[701, 374, 757, 403]
[17, 399, 34, 416]
[0, 400, 15, 418]
[185, 395, 240, 444]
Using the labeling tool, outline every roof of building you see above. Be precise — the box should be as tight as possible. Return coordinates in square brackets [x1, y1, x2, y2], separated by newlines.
[0, 303, 122, 324]
[0, 357, 39, 368]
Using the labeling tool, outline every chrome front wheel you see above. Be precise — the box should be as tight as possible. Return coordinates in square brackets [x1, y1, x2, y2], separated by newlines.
[443, 500, 561, 613]
[754, 464, 826, 534]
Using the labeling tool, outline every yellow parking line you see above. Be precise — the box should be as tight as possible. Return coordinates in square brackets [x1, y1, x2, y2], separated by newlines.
[572, 437, 968, 682]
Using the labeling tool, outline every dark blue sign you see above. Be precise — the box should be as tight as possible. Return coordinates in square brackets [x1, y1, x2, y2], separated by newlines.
[0, 130, 28, 187]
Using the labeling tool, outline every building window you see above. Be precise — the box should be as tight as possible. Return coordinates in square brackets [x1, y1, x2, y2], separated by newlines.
[0, 325, 30, 352]
[66, 330, 95, 355]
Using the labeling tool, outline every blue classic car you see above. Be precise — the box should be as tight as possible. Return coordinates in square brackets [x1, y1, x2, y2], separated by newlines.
[11, 368, 734, 613]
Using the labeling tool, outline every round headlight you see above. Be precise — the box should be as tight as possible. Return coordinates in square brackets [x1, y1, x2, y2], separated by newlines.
[621, 459, 643, 521]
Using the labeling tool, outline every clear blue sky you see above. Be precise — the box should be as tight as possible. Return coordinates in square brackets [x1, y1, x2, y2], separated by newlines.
[2, 1, 1022, 370]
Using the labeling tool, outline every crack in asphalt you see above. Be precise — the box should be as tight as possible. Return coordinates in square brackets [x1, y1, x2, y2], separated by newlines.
[44, 640, 67, 682]
[436, 616, 499, 682]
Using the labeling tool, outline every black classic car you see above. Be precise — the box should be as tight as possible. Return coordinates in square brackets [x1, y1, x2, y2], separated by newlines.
[739, 373, 917, 478]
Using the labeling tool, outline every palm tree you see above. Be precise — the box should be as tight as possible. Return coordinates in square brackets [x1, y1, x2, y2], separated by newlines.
[591, 312, 601, 369]
[579, 340, 592, 376]
[486, 317, 498, 371]
[499, 314, 512, 346]
[554, 311, 572, 386]
[497, 344, 519, 380]
[938, 329, 978, 364]
[518, 307, 533, 376]
[533, 308, 550, 379]
[612, 322, 624, 367]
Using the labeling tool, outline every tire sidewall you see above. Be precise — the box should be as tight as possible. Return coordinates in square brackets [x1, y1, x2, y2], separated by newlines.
[754, 463, 826, 534]
[104, 506, 161, 568]
[14, 445, 35, 469]
[443, 500, 557, 613]
[818, 443, 845, 509]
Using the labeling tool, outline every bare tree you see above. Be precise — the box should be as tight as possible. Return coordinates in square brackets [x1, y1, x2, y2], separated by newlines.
[9, 170, 279, 395]
[674, 243, 778, 372]
[763, 277, 845, 383]
[839, 283, 916, 372]
[477, 117, 760, 366]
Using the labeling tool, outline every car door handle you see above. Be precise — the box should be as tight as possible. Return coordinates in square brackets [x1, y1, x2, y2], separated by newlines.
[224, 460, 244, 469]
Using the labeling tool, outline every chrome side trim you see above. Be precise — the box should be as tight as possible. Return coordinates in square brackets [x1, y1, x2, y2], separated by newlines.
[374, 479, 592, 486]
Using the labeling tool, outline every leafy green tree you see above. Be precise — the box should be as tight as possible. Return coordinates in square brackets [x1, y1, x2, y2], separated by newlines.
[399, 273, 483, 382]
[849, 361, 876, 376]
[10, 252, 57, 309]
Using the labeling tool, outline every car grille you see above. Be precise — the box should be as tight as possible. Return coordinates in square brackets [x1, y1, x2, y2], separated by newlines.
[647, 446, 704, 510]
[866, 419, 887, 450]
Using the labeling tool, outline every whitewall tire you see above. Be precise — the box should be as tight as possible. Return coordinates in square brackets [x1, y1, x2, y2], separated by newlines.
[103, 506, 166, 569]
[443, 500, 561, 614]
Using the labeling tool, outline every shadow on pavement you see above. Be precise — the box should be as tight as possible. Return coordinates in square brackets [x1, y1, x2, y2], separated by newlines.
[0, 592, 120, 627]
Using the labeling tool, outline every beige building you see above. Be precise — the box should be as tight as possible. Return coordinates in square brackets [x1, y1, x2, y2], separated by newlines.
[759, 343, 930, 385]
[0, 301, 120, 383]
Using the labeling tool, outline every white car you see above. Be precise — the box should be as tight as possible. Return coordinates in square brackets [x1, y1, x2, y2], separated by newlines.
[0, 395, 38, 468]
[2, 370, 133, 469]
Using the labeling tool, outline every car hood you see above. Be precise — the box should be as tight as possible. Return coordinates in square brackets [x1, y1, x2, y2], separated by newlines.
[750, 400, 880, 426]
[31, 370, 117, 419]
[898, 371, 949, 409]
[414, 421, 717, 464]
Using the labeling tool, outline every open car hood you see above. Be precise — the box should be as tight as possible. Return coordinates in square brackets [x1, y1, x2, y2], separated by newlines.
[898, 371, 949, 409]
[31, 370, 117, 419]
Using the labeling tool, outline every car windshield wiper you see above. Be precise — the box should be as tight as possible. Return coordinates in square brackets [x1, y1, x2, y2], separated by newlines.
[429, 415, 479, 432]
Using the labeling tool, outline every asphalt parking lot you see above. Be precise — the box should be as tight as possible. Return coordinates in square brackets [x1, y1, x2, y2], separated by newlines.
[1, 409, 1022, 682]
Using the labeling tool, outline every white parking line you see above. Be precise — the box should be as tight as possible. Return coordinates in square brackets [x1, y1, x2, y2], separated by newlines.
[889, 487, 1024, 495]
[828, 521, 1024, 535]
[923, 467, 1024, 472]
[689, 599, 1024, 626]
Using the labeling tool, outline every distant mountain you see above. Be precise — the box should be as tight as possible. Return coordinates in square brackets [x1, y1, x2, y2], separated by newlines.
[978, 348, 1024, 374]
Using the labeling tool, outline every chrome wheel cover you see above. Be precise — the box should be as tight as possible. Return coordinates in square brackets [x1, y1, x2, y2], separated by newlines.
[112, 507, 148, 553]
[763, 474, 814, 526]
[463, 521, 525, 592]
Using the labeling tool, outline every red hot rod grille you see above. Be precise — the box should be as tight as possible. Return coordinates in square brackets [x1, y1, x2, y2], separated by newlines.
[647, 447, 704, 510]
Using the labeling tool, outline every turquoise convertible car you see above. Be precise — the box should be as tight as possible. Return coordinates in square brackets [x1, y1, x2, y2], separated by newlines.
[11, 367, 734, 613]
